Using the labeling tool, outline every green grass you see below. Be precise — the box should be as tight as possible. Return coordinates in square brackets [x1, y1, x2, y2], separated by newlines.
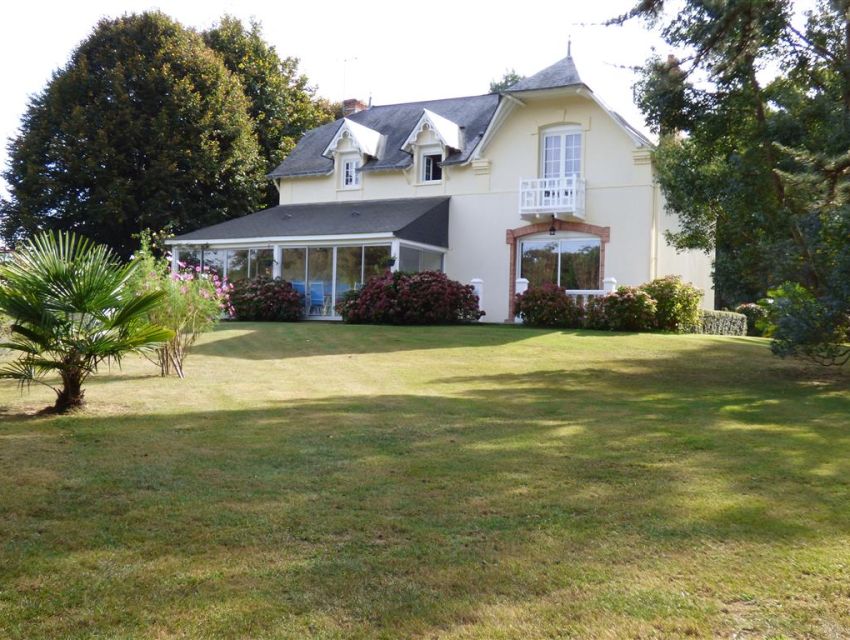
[1, 323, 849, 639]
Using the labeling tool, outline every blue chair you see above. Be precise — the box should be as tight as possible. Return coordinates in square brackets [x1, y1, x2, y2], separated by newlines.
[291, 280, 306, 299]
[309, 282, 325, 315]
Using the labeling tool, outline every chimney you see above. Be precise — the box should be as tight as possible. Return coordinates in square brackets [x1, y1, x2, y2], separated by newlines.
[343, 98, 368, 117]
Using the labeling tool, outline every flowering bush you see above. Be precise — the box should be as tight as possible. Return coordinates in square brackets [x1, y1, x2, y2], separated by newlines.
[336, 270, 484, 324]
[640, 275, 703, 332]
[583, 296, 609, 330]
[734, 302, 768, 336]
[603, 286, 658, 331]
[230, 277, 304, 321]
[129, 230, 231, 377]
[514, 284, 583, 328]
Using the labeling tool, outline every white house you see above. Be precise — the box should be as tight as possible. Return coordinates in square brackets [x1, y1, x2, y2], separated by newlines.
[166, 53, 713, 321]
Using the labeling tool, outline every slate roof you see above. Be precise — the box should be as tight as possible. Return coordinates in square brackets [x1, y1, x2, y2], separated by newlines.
[269, 94, 500, 179]
[170, 197, 450, 248]
[506, 55, 586, 93]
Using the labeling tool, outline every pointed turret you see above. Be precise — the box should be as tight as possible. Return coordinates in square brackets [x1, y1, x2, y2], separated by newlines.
[506, 52, 584, 93]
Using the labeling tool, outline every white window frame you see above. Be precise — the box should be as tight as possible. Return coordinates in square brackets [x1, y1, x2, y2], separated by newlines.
[341, 156, 361, 189]
[540, 125, 582, 180]
[418, 144, 443, 184]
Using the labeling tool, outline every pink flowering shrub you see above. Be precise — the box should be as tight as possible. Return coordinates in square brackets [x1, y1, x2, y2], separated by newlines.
[129, 231, 231, 377]
[583, 296, 609, 330]
[336, 270, 484, 324]
[230, 277, 304, 321]
[514, 284, 583, 328]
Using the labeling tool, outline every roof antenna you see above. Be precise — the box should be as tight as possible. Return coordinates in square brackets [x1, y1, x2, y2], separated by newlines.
[568, 36, 572, 58]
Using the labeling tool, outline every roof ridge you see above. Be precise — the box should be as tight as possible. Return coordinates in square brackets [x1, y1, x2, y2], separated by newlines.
[362, 93, 497, 110]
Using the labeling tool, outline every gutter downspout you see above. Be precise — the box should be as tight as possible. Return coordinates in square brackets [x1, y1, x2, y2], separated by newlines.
[650, 180, 659, 280]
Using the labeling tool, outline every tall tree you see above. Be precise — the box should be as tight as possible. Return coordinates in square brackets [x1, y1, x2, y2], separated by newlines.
[624, 0, 850, 363]
[0, 12, 265, 257]
[203, 16, 338, 207]
[489, 69, 525, 93]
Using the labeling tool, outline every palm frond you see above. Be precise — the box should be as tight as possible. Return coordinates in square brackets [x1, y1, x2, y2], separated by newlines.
[0, 230, 173, 409]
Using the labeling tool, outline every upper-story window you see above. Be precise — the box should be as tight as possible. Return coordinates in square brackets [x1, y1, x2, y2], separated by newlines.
[422, 153, 442, 182]
[541, 126, 581, 179]
[342, 157, 360, 189]
[403, 110, 460, 185]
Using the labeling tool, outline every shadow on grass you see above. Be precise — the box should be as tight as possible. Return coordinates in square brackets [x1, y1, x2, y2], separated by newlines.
[1, 340, 848, 638]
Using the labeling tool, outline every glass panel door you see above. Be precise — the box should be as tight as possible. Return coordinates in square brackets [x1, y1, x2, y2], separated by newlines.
[227, 249, 250, 282]
[252, 248, 274, 278]
[335, 246, 363, 307]
[542, 134, 563, 208]
[282, 248, 307, 310]
[564, 133, 581, 176]
[202, 250, 225, 277]
[364, 245, 391, 280]
[307, 247, 332, 317]
[543, 134, 562, 179]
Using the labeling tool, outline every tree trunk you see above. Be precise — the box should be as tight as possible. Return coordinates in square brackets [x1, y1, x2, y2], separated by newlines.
[55, 370, 85, 413]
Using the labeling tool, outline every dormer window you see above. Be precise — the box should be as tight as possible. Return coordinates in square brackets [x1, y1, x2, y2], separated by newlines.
[322, 118, 384, 191]
[342, 157, 360, 188]
[423, 153, 442, 182]
[402, 109, 461, 185]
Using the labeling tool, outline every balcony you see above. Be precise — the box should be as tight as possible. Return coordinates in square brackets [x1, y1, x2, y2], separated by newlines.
[519, 175, 586, 220]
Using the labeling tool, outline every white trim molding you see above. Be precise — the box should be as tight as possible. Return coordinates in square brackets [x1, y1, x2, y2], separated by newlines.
[402, 109, 462, 153]
[323, 118, 385, 158]
[166, 233, 397, 248]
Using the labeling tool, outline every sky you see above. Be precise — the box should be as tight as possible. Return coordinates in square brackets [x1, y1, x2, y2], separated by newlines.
[0, 0, 817, 199]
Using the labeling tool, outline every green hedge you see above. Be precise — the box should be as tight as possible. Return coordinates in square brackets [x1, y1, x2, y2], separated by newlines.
[698, 310, 747, 336]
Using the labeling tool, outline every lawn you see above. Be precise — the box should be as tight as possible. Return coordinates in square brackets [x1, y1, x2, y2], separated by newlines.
[1, 323, 849, 639]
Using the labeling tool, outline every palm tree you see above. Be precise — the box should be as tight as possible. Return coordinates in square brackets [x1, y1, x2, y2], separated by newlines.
[0, 231, 173, 413]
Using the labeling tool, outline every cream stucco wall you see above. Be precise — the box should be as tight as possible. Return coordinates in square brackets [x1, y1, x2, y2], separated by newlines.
[277, 90, 714, 320]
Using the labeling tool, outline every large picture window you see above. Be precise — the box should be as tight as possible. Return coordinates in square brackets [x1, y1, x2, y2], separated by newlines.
[520, 237, 600, 290]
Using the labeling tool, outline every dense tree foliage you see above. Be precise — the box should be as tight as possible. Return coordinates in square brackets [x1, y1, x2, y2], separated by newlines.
[0, 12, 338, 255]
[0, 12, 265, 257]
[624, 0, 850, 364]
[203, 16, 338, 206]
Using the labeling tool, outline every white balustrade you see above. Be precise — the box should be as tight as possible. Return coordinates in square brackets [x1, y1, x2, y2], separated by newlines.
[519, 175, 586, 218]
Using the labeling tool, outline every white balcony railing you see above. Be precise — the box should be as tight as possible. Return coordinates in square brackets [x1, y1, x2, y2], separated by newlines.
[519, 175, 586, 219]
